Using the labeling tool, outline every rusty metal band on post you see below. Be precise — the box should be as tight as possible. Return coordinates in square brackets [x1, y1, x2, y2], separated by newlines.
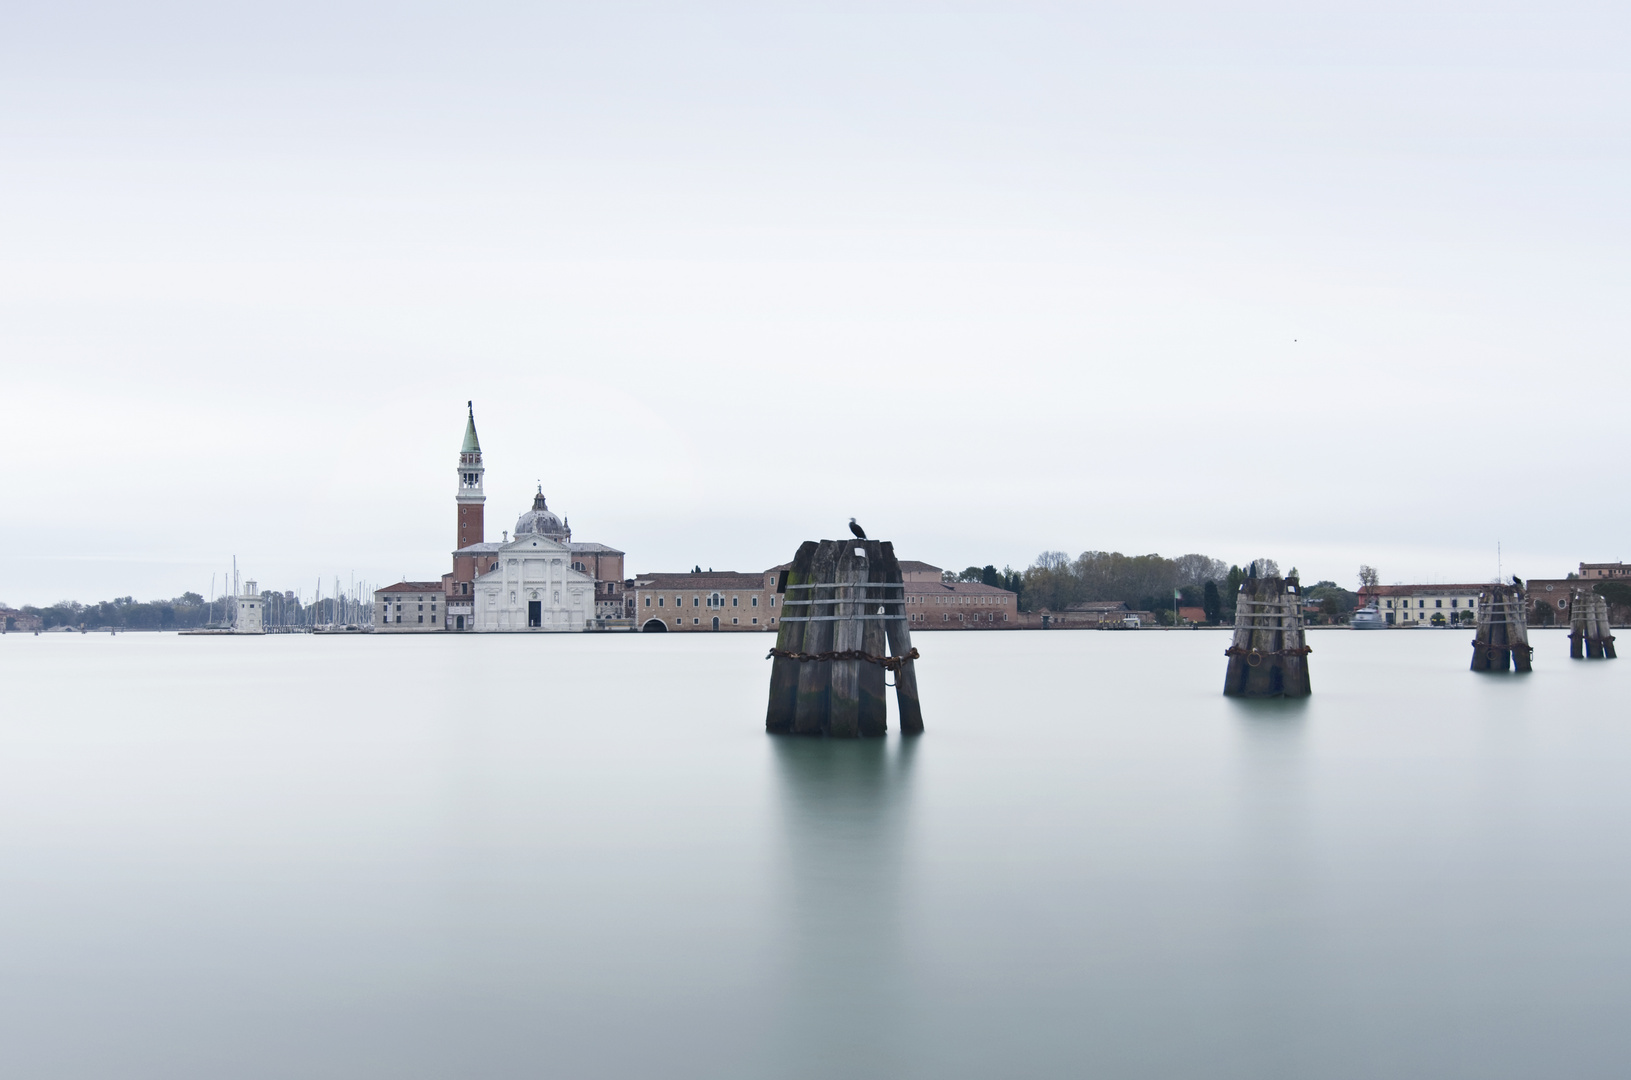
[766, 646, 920, 672]
[1469, 640, 1535, 656]
[1223, 644, 1312, 666]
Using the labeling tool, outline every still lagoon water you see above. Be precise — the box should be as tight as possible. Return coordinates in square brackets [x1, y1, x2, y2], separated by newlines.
[2, 627, 1628, 1078]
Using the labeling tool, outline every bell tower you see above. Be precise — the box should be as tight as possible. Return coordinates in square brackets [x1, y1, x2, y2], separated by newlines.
[456, 401, 485, 550]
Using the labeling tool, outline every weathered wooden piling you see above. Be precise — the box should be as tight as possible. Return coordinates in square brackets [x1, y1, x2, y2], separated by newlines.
[765, 539, 922, 737]
[1569, 588, 1617, 660]
[1223, 574, 1311, 697]
[1471, 584, 1532, 672]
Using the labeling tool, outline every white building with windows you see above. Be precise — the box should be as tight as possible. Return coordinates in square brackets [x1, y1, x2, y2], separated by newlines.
[375, 582, 445, 631]
[1357, 584, 1483, 626]
[471, 532, 596, 632]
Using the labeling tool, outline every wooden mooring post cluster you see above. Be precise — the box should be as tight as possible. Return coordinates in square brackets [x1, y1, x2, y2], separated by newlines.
[1569, 589, 1617, 660]
[1223, 573, 1311, 698]
[764, 539, 924, 737]
[1471, 584, 1532, 672]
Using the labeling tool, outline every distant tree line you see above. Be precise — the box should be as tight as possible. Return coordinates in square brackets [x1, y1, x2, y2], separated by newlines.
[940, 552, 1377, 626]
[10, 591, 346, 630]
[13, 593, 214, 630]
[945, 551, 1248, 624]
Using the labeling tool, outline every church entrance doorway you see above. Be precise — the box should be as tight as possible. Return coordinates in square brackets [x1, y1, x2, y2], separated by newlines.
[528, 601, 541, 628]
[456, 615, 465, 630]
[712, 616, 719, 631]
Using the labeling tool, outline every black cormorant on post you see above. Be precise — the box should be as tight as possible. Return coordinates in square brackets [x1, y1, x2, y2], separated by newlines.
[1513, 575, 1524, 587]
[849, 517, 867, 540]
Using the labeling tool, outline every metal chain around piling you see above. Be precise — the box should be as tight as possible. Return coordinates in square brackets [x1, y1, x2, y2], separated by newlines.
[766, 646, 920, 672]
[1470, 640, 1535, 657]
[1224, 644, 1313, 667]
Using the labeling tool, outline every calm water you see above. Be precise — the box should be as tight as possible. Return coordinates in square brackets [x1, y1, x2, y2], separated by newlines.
[1, 627, 1628, 1078]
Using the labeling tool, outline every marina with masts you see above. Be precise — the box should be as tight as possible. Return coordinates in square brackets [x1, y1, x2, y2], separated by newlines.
[184, 558, 377, 634]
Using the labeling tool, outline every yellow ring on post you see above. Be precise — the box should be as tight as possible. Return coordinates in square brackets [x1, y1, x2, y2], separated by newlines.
[1247, 649, 1264, 667]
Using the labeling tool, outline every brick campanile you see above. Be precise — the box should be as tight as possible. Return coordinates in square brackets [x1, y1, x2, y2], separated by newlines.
[456, 401, 485, 550]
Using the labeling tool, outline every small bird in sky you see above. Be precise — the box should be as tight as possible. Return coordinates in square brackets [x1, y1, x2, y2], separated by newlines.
[849, 517, 867, 540]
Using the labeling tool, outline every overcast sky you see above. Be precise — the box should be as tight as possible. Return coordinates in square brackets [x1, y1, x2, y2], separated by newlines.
[2, 2, 1627, 606]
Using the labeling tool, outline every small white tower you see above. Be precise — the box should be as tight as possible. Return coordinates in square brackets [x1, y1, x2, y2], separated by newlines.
[234, 580, 265, 635]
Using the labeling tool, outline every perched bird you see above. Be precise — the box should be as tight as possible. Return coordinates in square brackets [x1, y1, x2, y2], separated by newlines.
[849, 517, 867, 540]
[1513, 574, 1524, 587]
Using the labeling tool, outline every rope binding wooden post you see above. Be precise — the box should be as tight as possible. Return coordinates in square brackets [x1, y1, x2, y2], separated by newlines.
[1568, 586, 1617, 661]
[1471, 583, 1533, 673]
[763, 538, 923, 737]
[1223, 568, 1312, 698]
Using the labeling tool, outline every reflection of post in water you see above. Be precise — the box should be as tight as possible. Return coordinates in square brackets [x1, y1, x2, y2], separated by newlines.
[1227, 698, 1315, 1062]
[769, 737, 918, 1050]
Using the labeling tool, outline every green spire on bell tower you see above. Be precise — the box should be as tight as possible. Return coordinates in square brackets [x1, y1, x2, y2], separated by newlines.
[456, 401, 486, 550]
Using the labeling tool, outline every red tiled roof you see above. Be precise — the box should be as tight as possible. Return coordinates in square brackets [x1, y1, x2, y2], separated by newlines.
[907, 581, 1015, 596]
[766, 559, 940, 573]
[1358, 584, 1488, 596]
[375, 581, 444, 594]
[632, 572, 773, 590]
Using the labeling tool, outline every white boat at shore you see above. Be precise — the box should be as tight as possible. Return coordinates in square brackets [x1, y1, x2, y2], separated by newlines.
[1351, 605, 1387, 629]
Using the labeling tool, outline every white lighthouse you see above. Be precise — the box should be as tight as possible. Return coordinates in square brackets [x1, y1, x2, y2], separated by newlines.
[234, 580, 265, 635]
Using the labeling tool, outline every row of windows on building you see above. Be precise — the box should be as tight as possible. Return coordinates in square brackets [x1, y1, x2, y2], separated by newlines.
[381, 599, 436, 625]
[644, 593, 771, 608]
[637, 593, 1012, 610]
[1383, 598, 1475, 609]
[908, 612, 1010, 623]
[666, 616, 771, 626]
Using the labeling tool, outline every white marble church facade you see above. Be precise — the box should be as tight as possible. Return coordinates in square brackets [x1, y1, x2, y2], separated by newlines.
[375, 403, 623, 633]
[471, 532, 596, 632]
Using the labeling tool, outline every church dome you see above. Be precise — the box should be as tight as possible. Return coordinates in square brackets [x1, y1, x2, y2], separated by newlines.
[515, 487, 570, 542]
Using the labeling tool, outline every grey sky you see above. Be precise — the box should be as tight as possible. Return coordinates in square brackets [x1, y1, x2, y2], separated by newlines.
[2, 3, 1626, 605]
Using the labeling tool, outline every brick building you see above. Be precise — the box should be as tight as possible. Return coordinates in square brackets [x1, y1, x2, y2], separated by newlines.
[904, 579, 1020, 628]
[626, 559, 1020, 632]
[630, 571, 782, 631]
[875, 561, 1022, 629]
[1020, 601, 1155, 629]
[2, 607, 43, 633]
